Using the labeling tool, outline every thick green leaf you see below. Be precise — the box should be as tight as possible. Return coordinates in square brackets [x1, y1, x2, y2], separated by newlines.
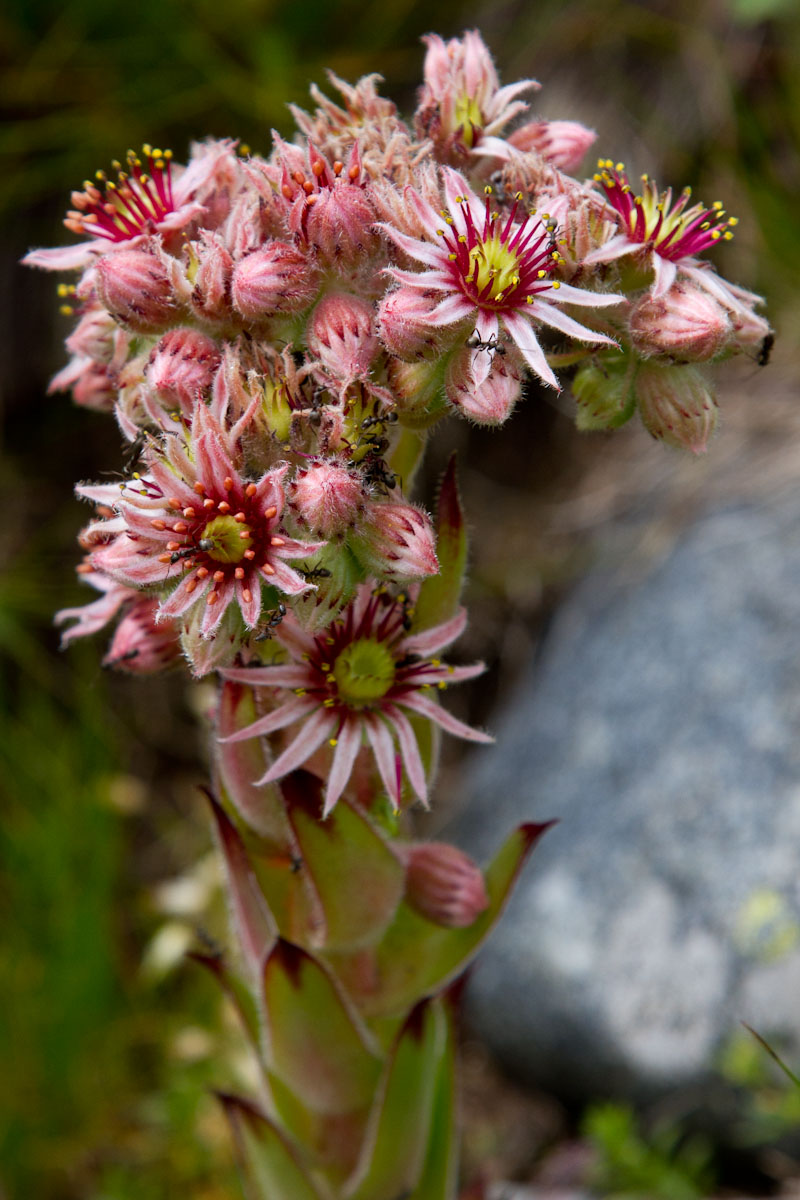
[220, 1093, 327, 1200]
[409, 993, 458, 1200]
[214, 680, 293, 845]
[207, 792, 276, 978]
[344, 999, 444, 1200]
[412, 455, 467, 633]
[188, 952, 261, 1049]
[262, 939, 383, 1115]
[285, 777, 405, 951]
[268, 1069, 368, 1184]
[328, 823, 552, 1018]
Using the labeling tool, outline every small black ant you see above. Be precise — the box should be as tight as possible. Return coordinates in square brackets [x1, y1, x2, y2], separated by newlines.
[757, 331, 774, 367]
[466, 331, 507, 358]
[254, 602, 287, 641]
[299, 565, 331, 582]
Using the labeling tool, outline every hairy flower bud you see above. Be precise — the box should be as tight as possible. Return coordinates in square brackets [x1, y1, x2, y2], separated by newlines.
[145, 328, 221, 411]
[95, 249, 178, 333]
[509, 119, 596, 172]
[572, 358, 636, 431]
[103, 598, 182, 674]
[73, 363, 117, 412]
[378, 288, 455, 360]
[231, 242, 319, 320]
[386, 357, 448, 428]
[403, 842, 489, 928]
[635, 363, 718, 454]
[629, 282, 731, 362]
[289, 461, 367, 538]
[189, 235, 233, 322]
[445, 345, 522, 425]
[351, 500, 438, 582]
[307, 292, 379, 385]
[303, 184, 379, 269]
[65, 307, 119, 364]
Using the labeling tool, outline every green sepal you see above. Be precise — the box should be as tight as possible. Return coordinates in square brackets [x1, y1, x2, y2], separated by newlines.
[284, 772, 406, 951]
[219, 1092, 329, 1200]
[262, 938, 383, 1115]
[412, 455, 467, 633]
[572, 355, 637, 431]
[329, 823, 552, 1018]
[343, 998, 445, 1200]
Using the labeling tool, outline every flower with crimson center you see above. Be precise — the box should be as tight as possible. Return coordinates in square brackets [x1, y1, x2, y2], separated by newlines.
[585, 160, 740, 301]
[382, 168, 622, 391]
[221, 585, 492, 816]
[23, 140, 235, 272]
[88, 407, 322, 637]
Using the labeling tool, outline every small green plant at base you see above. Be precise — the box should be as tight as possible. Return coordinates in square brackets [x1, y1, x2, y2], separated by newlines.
[582, 1101, 715, 1199]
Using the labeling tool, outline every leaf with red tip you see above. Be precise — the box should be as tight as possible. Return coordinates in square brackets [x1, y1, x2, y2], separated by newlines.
[412, 455, 467, 633]
[188, 951, 260, 1048]
[344, 998, 445, 1200]
[285, 778, 405, 951]
[207, 791, 276, 978]
[330, 823, 552, 1018]
[262, 939, 383, 1115]
[220, 1092, 326, 1200]
[214, 680, 294, 845]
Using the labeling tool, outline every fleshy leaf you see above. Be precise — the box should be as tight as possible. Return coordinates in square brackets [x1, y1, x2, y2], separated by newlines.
[409, 992, 458, 1200]
[206, 790, 277, 979]
[329, 823, 552, 1018]
[219, 1092, 327, 1200]
[412, 455, 467, 633]
[284, 772, 406, 950]
[215, 680, 294, 845]
[262, 939, 383, 1114]
[344, 998, 445, 1200]
[188, 951, 261, 1048]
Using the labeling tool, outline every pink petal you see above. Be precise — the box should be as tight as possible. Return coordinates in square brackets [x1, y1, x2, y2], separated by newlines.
[220, 694, 315, 742]
[236, 576, 262, 628]
[384, 704, 427, 806]
[547, 282, 625, 308]
[527, 300, 618, 347]
[258, 707, 337, 784]
[503, 311, 559, 390]
[158, 570, 210, 619]
[364, 714, 402, 809]
[323, 718, 363, 816]
[222, 664, 311, 688]
[402, 608, 467, 657]
[400, 691, 494, 743]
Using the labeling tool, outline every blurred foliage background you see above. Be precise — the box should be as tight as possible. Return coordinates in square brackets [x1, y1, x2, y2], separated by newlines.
[3, 0, 800, 1196]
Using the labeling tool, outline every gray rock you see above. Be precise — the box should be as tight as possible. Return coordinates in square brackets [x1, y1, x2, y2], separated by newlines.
[453, 499, 800, 1102]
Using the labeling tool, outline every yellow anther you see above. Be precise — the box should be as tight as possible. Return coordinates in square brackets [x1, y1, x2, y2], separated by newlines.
[515, 191, 523, 201]
[458, 234, 466, 243]
[537, 270, 547, 278]
[431, 659, 441, 667]
[59, 304, 74, 315]
[552, 280, 561, 288]
[436, 228, 445, 236]
[448, 253, 457, 261]
[484, 184, 493, 195]
[723, 231, 733, 240]
[438, 681, 447, 690]
[329, 737, 338, 747]
[324, 698, 335, 707]
[294, 687, 306, 695]
[728, 216, 739, 226]
[143, 143, 152, 155]
[495, 292, 504, 302]
[526, 295, 534, 303]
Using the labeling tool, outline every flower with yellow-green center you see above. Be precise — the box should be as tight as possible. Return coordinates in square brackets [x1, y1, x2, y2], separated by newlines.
[381, 168, 623, 395]
[221, 584, 492, 815]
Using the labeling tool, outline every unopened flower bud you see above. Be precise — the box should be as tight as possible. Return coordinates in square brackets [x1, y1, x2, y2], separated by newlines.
[73, 363, 117, 412]
[445, 346, 522, 426]
[730, 304, 772, 354]
[189, 236, 233, 322]
[378, 288, 455, 360]
[103, 599, 182, 674]
[231, 242, 319, 320]
[629, 282, 731, 362]
[307, 292, 379, 385]
[403, 842, 489, 928]
[572, 358, 636, 431]
[351, 500, 438, 582]
[509, 119, 596, 172]
[145, 328, 221, 411]
[65, 308, 118, 364]
[386, 357, 448, 428]
[289, 462, 367, 538]
[96, 249, 178, 333]
[635, 363, 718, 454]
[303, 184, 379, 269]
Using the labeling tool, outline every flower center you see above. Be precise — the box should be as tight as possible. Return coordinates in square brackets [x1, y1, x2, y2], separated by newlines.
[64, 145, 175, 243]
[202, 514, 253, 564]
[333, 638, 396, 705]
[454, 94, 483, 148]
[438, 191, 557, 311]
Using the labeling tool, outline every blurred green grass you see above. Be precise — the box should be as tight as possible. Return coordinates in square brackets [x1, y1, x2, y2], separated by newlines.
[3, 0, 800, 1195]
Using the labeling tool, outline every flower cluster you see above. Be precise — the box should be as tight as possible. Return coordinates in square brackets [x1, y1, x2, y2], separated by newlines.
[31, 31, 770, 812]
